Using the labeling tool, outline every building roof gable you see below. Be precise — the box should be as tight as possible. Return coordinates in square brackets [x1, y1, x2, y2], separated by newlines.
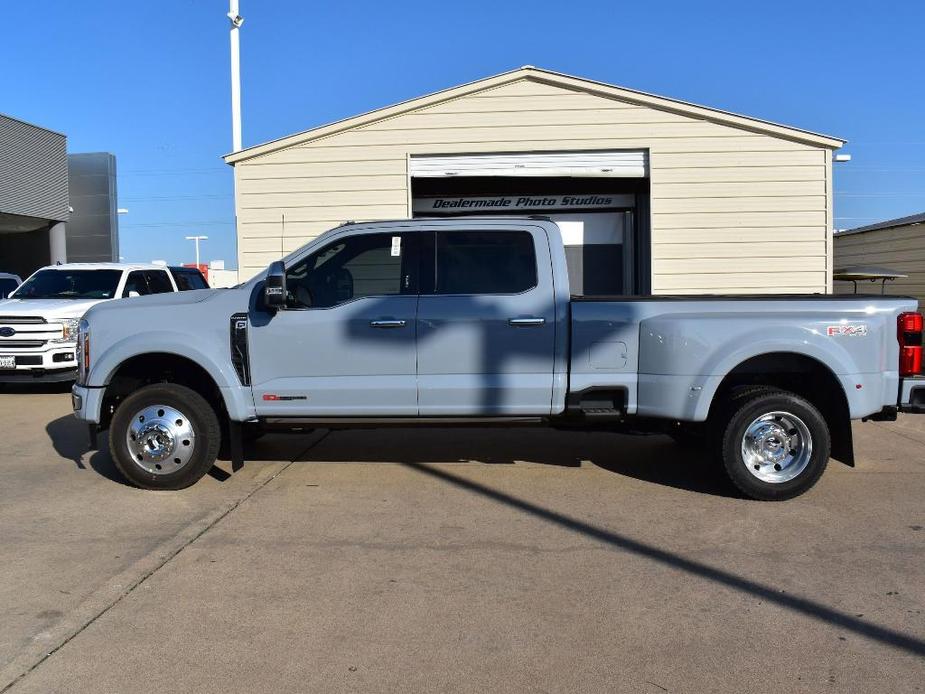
[837, 211, 925, 237]
[224, 66, 845, 164]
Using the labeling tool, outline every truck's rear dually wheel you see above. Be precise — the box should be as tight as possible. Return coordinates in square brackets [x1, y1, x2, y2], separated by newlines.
[718, 389, 830, 501]
[110, 383, 220, 490]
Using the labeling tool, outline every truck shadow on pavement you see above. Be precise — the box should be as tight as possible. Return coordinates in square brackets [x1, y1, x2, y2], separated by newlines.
[402, 460, 925, 659]
[42, 414, 925, 658]
[45, 413, 133, 485]
[280, 427, 733, 497]
[46, 414, 731, 496]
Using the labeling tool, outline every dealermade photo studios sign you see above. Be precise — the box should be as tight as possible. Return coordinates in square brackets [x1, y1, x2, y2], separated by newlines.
[412, 194, 633, 214]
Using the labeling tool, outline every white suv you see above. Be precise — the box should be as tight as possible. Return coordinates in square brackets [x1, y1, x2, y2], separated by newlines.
[0, 263, 186, 383]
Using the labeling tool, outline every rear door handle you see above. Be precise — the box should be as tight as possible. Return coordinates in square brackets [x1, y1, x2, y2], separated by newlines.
[370, 319, 407, 328]
[508, 317, 546, 327]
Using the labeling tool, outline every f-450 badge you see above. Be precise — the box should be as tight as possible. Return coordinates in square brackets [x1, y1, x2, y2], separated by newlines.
[826, 324, 869, 337]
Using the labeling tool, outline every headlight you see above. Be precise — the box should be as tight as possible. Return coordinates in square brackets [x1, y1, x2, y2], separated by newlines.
[77, 319, 90, 382]
[54, 318, 81, 343]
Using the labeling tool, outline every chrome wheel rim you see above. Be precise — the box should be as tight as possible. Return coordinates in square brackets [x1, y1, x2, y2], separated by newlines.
[126, 404, 196, 475]
[741, 410, 812, 484]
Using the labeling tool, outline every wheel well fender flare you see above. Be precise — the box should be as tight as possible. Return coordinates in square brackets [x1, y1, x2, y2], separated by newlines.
[89, 333, 255, 422]
[692, 336, 855, 422]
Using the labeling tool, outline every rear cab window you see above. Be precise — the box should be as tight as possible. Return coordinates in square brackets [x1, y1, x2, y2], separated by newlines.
[421, 231, 538, 295]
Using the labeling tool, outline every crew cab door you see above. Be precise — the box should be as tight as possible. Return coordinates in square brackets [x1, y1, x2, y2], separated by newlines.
[416, 226, 557, 415]
[247, 230, 419, 416]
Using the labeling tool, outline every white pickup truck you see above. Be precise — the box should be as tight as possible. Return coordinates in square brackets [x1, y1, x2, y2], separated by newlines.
[0, 263, 206, 383]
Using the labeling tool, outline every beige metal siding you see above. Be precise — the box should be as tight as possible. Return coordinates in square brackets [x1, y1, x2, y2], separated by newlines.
[234, 78, 833, 292]
[834, 224, 925, 309]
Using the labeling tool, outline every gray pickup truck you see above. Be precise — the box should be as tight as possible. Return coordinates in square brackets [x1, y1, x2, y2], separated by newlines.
[71, 218, 925, 499]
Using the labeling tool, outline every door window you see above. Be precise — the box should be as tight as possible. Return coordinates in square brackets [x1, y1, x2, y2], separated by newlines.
[427, 231, 537, 295]
[122, 271, 149, 297]
[285, 232, 416, 309]
[145, 270, 174, 294]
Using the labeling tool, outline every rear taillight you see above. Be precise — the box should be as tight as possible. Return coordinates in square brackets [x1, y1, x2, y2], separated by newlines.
[898, 312, 923, 377]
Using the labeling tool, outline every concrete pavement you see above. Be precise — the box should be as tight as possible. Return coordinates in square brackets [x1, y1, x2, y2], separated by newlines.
[0, 387, 922, 693]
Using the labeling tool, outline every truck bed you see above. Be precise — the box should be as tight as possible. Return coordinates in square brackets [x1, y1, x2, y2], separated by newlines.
[568, 294, 917, 421]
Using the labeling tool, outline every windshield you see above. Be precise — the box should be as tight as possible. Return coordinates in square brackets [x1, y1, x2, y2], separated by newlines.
[12, 269, 123, 300]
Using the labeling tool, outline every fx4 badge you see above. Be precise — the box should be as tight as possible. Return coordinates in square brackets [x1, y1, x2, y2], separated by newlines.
[826, 324, 869, 337]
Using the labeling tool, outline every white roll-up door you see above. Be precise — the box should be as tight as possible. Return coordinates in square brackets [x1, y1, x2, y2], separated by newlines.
[409, 150, 647, 178]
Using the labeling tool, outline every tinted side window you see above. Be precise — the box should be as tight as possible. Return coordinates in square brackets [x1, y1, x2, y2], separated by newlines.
[0, 278, 18, 298]
[285, 232, 415, 309]
[433, 231, 537, 295]
[174, 270, 208, 291]
[145, 271, 173, 294]
[122, 271, 149, 297]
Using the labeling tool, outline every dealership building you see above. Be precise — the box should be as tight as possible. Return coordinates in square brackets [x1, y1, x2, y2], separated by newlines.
[0, 114, 119, 278]
[225, 67, 844, 294]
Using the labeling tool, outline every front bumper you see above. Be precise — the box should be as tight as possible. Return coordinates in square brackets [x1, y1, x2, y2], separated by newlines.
[0, 344, 78, 382]
[0, 366, 77, 383]
[71, 383, 105, 423]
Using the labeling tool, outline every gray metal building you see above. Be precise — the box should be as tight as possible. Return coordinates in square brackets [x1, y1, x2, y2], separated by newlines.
[67, 153, 119, 263]
[0, 114, 119, 277]
[0, 114, 69, 277]
[834, 212, 925, 308]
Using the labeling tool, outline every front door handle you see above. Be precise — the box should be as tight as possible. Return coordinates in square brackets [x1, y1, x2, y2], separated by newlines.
[508, 317, 546, 327]
[370, 319, 407, 328]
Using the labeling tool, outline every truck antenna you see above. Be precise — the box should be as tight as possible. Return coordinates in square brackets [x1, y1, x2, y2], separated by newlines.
[281, 213, 285, 259]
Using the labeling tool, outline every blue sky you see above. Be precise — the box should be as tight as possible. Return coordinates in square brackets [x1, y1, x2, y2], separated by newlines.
[2, 0, 924, 268]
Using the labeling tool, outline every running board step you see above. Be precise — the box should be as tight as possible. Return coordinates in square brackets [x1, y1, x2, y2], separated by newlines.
[580, 407, 623, 418]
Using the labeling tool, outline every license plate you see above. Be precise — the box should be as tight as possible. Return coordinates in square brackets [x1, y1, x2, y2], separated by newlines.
[0, 356, 15, 369]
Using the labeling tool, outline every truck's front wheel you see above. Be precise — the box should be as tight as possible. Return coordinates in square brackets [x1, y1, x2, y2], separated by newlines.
[719, 389, 830, 501]
[109, 383, 220, 490]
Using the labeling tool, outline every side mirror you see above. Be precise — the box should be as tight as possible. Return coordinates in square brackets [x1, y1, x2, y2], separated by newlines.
[264, 260, 287, 310]
[128, 290, 141, 298]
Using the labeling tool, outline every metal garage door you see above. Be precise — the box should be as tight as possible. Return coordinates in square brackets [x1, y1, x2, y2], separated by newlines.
[409, 150, 648, 178]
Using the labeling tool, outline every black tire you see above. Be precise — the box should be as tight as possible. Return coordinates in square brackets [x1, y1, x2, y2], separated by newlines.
[717, 389, 830, 501]
[109, 383, 221, 490]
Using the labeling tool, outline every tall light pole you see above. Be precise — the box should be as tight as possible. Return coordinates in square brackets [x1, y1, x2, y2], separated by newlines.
[185, 235, 208, 267]
[228, 1, 244, 152]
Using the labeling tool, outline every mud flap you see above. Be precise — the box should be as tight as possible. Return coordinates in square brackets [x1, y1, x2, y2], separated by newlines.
[830, 415, 855, 467]
[229, 420, 245, 472]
